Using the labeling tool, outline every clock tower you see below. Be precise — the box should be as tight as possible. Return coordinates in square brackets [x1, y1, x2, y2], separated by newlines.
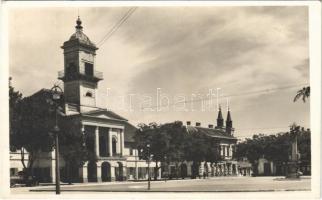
[58, 17, 103, 113]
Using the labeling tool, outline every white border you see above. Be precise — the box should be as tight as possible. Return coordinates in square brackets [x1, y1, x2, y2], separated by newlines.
[0, 1, 320, 200]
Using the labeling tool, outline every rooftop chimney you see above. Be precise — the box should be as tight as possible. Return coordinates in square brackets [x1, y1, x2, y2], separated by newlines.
[196, 122, 201, 127]
[186, 121, 191, 126]
[208, 124, 214, 128]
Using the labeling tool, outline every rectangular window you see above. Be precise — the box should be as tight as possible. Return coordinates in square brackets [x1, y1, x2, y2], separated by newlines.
[129, 148, 133, 156]
[85, 62, 94, 76]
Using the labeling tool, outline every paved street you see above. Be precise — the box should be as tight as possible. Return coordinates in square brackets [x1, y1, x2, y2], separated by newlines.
[11, 176, 311, 194]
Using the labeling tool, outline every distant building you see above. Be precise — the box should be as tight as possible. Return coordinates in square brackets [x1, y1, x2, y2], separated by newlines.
[163, 107, 239, 178]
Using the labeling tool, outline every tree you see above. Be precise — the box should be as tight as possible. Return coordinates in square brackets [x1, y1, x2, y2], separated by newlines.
[183, 132, 209, 178]
[134, 122, 169, 180]
[9, 78, 23, 152]
[294, 86, 310, 102]
[134, 121, 188, 180]
[12, 90, 56, 180]
[235, 125, 311, 175]
[58, 117, 89, 183]
[9, 85, 93, 183]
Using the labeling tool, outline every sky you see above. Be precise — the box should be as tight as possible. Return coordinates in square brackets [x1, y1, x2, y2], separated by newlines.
[8, 6, 310, 139]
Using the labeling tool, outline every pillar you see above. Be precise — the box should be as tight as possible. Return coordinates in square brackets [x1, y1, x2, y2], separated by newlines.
[225, 146, 228, 158]
[95, 126, 100, 157]
[135, 150, 139, 180]
[187, 163, 192, 177]
[97, 163, 102, 182]
[118, 130, 122, 155]
[220, 145, 224, 156]
[235, 164, 238, 175]
[82, 163, 88, 183]
[110, 166, 116, 181]
[121, 129, 125, 156]
[158, 167, 162, 179]
[108, 129, 112, 156]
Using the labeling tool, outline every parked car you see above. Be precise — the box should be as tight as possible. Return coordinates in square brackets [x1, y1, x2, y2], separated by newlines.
[10, 171, 39, 187]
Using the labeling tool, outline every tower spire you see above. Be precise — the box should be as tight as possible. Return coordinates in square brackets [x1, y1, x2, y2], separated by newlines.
[226, 107, 233, 135]
[216, 104, 224, 128]
[75, 16, 83, 32]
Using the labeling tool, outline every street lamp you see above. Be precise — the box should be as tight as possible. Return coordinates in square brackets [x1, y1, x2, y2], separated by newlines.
[50, 84, 63, 194]
[146, 143, 151, 190]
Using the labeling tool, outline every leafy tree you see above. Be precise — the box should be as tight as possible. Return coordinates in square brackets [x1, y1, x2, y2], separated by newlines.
[183, 132, 209, 178]
[12, 90, 56, 180]
[134, 121, 188, 180]
[235, 124, 311, 175]
[162, 121, 186, 179]
[9, 78, 23, 151]
[58, 117, 90, 183]
[9, 83, 93, 182]
[134, 122, 169, 180]
[294, 86, 310, 102]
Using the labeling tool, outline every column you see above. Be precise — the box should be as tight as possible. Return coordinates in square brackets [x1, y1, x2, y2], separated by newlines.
[135, 150, 139, 180]
[230, 145, 233, 158]
[82, 163, 88, 183]
[235, 164, 239, 176]
[220, 145, 224, 156]
[158, 168, 162, 179]
[95, 126, 100, 157]
[108, 129, 112, 156]
[187, 163, 192, 177]
[110, 166, 116, 181]
[117, 130, 121, 155]
[225, 146, 228, 158]
[97, 163, 102, 182]
[121, 129, 125, 156]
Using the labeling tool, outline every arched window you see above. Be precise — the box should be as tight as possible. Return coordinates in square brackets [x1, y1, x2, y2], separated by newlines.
[112, 137, 117, 155]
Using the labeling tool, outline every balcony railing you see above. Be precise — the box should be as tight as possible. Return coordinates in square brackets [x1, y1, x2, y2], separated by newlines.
[58, 70, 103, 81]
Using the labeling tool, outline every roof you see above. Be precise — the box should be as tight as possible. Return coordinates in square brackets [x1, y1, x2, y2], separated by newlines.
[65, 17, 97, 48]
[186, 125, 237, 140]
[81, 109, 128, 121]
[69, 31, 95, 47]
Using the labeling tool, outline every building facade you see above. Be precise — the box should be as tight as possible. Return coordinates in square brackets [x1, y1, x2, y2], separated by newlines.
[162, 107, 239, 178]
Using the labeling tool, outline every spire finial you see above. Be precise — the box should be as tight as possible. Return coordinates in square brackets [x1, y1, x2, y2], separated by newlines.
[75, 16, 83, 31]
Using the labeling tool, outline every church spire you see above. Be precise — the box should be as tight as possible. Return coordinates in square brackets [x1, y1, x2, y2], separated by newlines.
[226, 107, 233, 135]
[216, 105, 224, 128]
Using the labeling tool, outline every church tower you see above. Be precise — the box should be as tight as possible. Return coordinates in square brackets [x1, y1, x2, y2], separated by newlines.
[58, 17, 103, 113]
[226, 108, 234, 135]
[216, 105, 224, 129]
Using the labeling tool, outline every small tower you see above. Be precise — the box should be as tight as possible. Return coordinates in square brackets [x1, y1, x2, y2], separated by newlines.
[216, 105, 224, 128]
[58, 17, 103, 113]
[226, 107, 233, 135]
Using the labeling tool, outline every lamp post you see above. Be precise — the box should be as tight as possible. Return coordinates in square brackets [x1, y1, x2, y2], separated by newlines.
[50, 84, 63, 194]
[146, 144, 151, 190]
